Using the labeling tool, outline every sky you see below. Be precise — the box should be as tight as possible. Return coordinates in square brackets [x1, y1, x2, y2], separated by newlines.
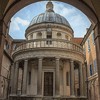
[9, 1, 91, 39]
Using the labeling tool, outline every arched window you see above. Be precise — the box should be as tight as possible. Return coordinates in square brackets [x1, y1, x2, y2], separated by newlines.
[37, 32, 42, 39]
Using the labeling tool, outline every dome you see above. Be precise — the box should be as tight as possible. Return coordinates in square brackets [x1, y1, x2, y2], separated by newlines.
[29, 1, 71, 28]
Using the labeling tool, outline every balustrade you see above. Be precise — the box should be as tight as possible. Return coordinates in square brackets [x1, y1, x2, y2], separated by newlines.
[13, 39, 83, 54]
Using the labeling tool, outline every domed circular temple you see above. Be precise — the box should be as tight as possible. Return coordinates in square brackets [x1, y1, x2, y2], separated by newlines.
[10, 1, 86, 100]
[25, 1, 73, 39]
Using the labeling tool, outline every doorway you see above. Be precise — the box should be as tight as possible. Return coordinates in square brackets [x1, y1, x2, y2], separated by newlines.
[44, 72, 53, 96]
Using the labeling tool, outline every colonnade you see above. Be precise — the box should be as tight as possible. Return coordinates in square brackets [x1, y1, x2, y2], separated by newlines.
[10, 57, 84, 97]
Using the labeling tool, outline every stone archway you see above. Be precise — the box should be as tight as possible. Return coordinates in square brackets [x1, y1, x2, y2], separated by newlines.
[0, 0, 100, 97]
[3, 0, 98, 25]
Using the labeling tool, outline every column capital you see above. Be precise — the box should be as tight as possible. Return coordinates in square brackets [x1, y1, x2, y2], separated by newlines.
[15, 60, 19, 64]
[79, 61, 82, 64]
[79, 62, 83, 67]
[24, 59, 28, 62]
[38, 57, 43, 60]
[15, 61, 19, 68]
[55, 57, 60, 60]
[11, 62, 14, 66]
[70, 59, 74, 63]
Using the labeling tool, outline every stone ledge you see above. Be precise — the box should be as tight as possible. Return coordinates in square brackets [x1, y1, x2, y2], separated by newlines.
[9, 96, 87, 100]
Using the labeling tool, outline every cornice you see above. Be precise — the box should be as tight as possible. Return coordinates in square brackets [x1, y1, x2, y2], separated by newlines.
[12, 48, 85, 63]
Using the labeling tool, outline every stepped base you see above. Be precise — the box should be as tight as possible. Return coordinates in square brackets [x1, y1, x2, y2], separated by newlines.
[9, 95, 87, 100]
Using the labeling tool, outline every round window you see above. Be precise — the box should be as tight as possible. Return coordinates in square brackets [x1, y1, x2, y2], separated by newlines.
[57, 33, 61, 37]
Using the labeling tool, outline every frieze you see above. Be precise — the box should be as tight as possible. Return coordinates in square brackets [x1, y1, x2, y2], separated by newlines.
[14, 49, 84, 63]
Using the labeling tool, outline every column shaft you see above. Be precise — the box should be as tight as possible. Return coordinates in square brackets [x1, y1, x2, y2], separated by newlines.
[70, 60, 75, 96]
[10, 63, 15, 94]
[83, 64, 87, 96]
[37, 58, 42, 95]
[13, 61, 19, 94]
[79, 62, 84, 96]
[22, 59, 28, 95]
[55, 58, 60, 96]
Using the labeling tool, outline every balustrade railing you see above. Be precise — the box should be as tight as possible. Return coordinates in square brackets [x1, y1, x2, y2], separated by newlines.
[13, 39, 84, 54]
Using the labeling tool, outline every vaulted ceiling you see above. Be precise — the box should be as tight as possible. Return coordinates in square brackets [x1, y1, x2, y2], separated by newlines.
[0, 0, 100, 21]
[83, 0, 100, 20]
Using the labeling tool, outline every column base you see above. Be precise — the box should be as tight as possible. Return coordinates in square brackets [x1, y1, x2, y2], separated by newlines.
[37, 95, 42, 97]
[21, 94, 27, 96]
[9, 94, 17, 96]
[54, 95, 60, 97]
[70, 95, 75, 97]
[80, 96, 86, 97]
[36, 95, 42, 100]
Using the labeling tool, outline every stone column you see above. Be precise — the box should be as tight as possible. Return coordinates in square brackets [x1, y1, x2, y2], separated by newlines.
[10, 63, 15, 94]
[22, 59, 28, 95]
[55, 58, 60, 96]
[13, 61, 19, 94]
[94, 22, 100, 97]
[79, 62, 84, 96]
[70, 60, 75, 96]
[37, 58, 42, 95]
